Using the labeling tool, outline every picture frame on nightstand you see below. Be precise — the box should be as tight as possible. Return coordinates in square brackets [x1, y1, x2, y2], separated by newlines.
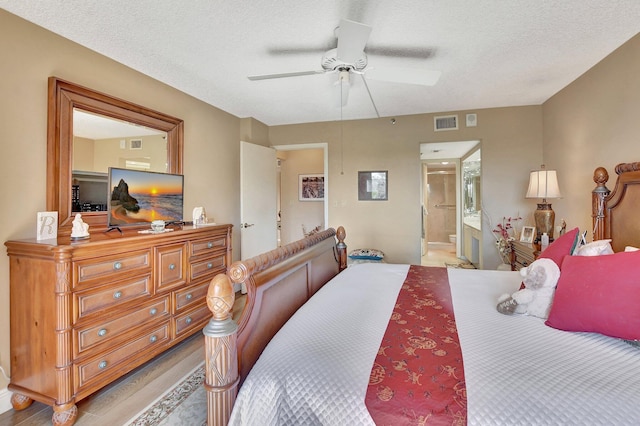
[520, 226, 535, 243]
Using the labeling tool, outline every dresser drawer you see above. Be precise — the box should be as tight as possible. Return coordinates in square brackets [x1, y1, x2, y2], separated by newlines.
[155, 243, 187, 292]
[75, 250, 151, 287]
[190, 253, 226, 282]
[75, 297, 170, 355]
[75, 323, 169, 390]
[190, 235, 227, 257]
[173, 303, 211, 337]
[174, 281, 209, 312]
[75, 275, 152, 321]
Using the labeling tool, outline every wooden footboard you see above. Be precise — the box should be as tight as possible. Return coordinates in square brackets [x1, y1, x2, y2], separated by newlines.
[203, 226, 347, 425]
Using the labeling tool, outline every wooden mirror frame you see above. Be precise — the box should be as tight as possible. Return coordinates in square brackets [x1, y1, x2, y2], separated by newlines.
[47, 77, 184, 235]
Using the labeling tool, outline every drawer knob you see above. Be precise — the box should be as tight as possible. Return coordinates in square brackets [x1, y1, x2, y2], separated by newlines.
[150, 335, 157, 343]
[113, 291, 122, 299]
[113, 261, 122, 270]
[149, 308, 158, 315]
[185, 293, 193, 300]
[98, 328, 108, 337]
[185, 316, 192, 325]
[207, 263, 213, 269]
[207, 242, 213, 248]
[98, 360, 108, 369]
[169, 263, 176, 270]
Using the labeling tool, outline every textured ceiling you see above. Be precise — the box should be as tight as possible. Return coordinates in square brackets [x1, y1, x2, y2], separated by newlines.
[2, 1, 639, 126]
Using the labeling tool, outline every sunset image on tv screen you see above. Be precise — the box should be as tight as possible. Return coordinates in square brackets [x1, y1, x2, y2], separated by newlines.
[108, 168, 184, 226]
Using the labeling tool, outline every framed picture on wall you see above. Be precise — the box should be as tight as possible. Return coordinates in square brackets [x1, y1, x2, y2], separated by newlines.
[299, 174, 324, 201]
[358, 171, 388, 201]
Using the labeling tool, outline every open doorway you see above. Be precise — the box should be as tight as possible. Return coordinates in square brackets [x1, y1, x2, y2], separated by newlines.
[273, 143, 328, 246]
[421, 161, 459, 266]
[420, 141, 480, 267]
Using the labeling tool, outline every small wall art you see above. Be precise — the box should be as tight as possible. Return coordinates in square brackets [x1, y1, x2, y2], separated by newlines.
[299, 174, 324, 201]
[358, 171, 388, 201]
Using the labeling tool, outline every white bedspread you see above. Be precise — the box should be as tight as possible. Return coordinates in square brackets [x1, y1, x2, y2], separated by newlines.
[229, 263, 409, 426]
[230, 264, 640, 425]
[449, 268, 640, 425]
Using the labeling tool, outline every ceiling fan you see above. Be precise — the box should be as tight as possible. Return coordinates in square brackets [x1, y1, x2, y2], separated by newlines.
[247, 19, 441, 115]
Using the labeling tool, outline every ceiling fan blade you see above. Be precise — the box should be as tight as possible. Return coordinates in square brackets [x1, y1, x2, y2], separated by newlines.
[365, 66, 442, 86]
[248, 70, 326, 81]
[365, 46, 436, 59]
[360, 74, 380, 118]
[336, 19, 372, 64]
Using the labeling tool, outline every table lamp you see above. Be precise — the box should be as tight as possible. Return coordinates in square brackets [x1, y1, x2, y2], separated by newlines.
[526, 165, 561, 242]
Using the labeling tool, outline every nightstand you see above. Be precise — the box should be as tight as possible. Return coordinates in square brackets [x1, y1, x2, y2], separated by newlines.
[511, 241, 539, 270]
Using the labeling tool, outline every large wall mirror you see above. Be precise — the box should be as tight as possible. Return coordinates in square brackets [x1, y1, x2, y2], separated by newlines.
[47, 77, 184, 235]
[462, 149, 481, 216]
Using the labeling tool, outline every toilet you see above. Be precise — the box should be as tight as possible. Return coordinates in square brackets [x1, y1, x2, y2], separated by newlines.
[449, 234, 457, 244]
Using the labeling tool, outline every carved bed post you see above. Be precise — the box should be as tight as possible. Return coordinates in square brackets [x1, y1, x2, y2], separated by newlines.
[204, 274, 240, 426]
[592, 167, 611, 241]
[336, 226, 347, 271]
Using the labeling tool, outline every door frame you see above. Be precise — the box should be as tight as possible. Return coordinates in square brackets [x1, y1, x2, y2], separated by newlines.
[272, 143, 329, 234]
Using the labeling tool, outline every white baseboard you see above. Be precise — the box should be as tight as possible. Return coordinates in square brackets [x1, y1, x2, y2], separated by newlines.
[0, 387, 12, 415]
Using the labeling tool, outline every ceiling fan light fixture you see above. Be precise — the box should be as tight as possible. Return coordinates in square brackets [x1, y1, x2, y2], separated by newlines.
[337, 70, 350, 107]
[321, 48, 367, 72]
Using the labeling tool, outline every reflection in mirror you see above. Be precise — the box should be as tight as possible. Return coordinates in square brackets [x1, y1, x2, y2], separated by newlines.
[47, 77, 183, 235]
[72, 110, 168, 213]
[463, 149, 481, 216]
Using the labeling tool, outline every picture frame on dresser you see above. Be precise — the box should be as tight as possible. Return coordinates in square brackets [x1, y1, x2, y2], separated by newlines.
[520, 226, 535, 243]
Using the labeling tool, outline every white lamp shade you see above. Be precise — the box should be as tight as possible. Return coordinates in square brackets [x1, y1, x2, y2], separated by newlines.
[526, 170, 561, 199]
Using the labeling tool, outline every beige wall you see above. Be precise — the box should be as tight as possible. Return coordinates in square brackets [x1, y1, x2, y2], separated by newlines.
[543, 33, 640, 235]
[279, 148, 324, 245]
[0, 10, 242, 394]
[94, 135, 167, 173]
[268, 106, 542, 266]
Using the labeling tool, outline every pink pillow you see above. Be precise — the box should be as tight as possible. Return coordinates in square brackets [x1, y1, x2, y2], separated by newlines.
[545, 250, 640, 339]
[538, 227, 580, 267]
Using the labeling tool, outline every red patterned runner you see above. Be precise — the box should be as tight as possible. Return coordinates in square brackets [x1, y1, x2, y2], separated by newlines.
[365, 265, 466, 425]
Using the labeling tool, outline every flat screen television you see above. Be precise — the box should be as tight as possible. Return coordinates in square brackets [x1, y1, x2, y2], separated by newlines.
[107, 167, 184, 228]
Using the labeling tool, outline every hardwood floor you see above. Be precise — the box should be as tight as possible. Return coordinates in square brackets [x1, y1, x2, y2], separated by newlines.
[0, 333, 203, 425]
[0, 293, 246, 426]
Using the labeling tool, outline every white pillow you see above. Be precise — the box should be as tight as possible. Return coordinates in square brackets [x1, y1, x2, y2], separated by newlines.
[625, 246, 640, 252]
[573, 239, 614, 256]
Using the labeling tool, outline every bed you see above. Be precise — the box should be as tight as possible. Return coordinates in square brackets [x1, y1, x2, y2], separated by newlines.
[203, 163, 640, 425]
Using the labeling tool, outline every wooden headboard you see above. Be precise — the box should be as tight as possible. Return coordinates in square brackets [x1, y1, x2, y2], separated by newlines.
[202, 226, 347, 425]
[592, 162, 640, 251]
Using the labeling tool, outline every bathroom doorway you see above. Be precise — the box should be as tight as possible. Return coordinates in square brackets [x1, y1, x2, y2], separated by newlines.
[421, 161, 458, 266]
[420, 141, 480, 267]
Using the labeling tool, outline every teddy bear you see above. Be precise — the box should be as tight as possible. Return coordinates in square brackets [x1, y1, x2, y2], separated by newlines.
[497, 257, 561, 318]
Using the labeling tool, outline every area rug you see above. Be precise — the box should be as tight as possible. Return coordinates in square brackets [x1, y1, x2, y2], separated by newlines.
[127, 363, 206, 426]
[445, 261, 476, 269]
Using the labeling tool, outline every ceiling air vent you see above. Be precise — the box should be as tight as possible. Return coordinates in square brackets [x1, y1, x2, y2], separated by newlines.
[434, 115, 458, 131]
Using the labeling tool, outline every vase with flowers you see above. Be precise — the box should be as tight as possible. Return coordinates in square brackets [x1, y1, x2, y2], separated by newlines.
[493, 216, 522, 264]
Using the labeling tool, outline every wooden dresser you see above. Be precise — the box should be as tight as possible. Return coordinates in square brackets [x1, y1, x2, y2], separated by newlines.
[6, 224, 232, 425]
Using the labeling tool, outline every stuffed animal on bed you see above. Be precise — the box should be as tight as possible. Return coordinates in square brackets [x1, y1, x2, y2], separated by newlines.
[497, 258, 561, 318]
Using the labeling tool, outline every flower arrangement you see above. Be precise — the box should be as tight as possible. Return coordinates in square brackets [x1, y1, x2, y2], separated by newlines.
[493, 216, 522, 264]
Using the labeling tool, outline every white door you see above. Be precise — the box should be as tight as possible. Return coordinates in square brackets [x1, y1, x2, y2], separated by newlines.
[240, 141, 277, 260]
